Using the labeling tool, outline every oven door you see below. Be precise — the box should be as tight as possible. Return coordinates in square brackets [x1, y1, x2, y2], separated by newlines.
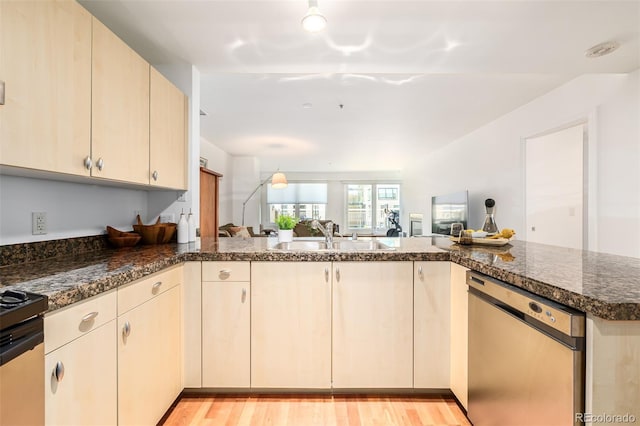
[0, 342, 44, 425]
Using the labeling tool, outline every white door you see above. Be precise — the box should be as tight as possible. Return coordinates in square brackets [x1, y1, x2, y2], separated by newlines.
[525, 124, 585, 249]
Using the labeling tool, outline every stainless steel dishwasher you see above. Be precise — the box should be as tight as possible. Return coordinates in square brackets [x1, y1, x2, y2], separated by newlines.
[467, 271, 585, 426]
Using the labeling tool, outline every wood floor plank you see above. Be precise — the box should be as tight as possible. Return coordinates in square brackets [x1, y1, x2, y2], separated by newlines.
[160, 394, 470, 426]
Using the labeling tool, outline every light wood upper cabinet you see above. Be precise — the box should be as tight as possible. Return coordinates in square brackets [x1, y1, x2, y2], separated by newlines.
[414, 261, 451, 388]
[91, 17, 149, 185]
[0, 0, 91, 175]
[251, 261, 332, 389]
[150, 67, 187, 190]
[332, 261, 413, 388]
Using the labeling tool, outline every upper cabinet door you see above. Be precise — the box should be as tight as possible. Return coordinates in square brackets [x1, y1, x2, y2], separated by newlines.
[91, 18, 149, 185]
[149, 67, 187, 190]
[0, 0, 91, 175]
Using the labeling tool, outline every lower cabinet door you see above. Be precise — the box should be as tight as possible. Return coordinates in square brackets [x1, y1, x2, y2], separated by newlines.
[251, 261, 332, 388]
[202, 280, 250, 387]
[45, 320, 117, 426]
[118, 285, 181, 426]
[332, 262, 414, 388]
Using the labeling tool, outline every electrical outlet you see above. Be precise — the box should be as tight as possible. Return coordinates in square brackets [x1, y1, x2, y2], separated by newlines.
[32, 212, 47, 235]
[160, 214, 175, 223]
[177, 192, 186, 202]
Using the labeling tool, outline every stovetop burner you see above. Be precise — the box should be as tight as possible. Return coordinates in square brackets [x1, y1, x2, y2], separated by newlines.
[0, 289, 29, 308]
[0, 289, 48, 331]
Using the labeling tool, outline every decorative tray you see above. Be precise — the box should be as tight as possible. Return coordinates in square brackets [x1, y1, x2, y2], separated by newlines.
[449, 236, 512, 246]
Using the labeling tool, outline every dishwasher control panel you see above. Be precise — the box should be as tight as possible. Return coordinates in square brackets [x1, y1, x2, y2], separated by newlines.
[467, 271, 585, 337]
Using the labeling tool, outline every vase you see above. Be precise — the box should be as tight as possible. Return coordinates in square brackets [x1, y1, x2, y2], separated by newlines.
[278, 229, 293, 243]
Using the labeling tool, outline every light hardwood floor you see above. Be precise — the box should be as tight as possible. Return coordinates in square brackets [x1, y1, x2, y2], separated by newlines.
[160, 394, 471, 426]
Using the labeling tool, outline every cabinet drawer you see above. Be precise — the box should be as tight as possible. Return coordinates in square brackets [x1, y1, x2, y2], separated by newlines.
[44, 290, 116, 354]
[202, 261, 250, 282]
[118, 265, 182, 315]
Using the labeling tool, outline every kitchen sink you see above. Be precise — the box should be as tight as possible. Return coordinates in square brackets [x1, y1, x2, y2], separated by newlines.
[271, 240, 329, 251]
[270, 240, 394, 251]
[330, 240, 394, 251]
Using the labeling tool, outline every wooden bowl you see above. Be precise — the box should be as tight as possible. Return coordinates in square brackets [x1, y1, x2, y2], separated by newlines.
[108, 234, 142, 248]
[132, 215, 176, 244]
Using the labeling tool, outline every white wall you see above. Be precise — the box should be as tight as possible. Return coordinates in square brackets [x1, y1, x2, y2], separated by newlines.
[200, 137, 233, 225]
[403, 70, 639, 258]
[0, 175, 148, 245]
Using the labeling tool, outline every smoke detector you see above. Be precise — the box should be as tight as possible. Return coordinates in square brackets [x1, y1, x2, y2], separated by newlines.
[584, 41, 620, 58]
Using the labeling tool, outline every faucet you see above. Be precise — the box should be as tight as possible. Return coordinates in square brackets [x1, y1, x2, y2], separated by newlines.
[311, 220, 333, 246]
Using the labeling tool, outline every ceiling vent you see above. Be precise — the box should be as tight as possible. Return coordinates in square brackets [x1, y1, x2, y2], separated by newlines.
[584, 41, 620, 58]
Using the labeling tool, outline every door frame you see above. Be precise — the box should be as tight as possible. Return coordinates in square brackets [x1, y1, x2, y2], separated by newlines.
[521, 111, 598, 251]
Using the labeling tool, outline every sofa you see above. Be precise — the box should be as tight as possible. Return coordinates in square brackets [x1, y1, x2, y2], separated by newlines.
[219, 220, 338, 238]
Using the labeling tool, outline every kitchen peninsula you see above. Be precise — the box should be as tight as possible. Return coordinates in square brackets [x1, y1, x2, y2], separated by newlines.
[1, 237, 638, 424]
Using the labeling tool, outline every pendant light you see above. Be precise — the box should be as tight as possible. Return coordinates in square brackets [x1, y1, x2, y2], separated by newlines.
[302, 0, 327, 33]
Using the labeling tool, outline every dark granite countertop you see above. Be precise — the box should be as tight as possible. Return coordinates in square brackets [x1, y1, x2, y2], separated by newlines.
[1, 237, 639, 320]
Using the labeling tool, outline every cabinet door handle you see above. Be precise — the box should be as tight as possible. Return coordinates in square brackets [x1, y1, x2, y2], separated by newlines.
[152, 281, 162, 292]
[122, 321, 131, 338]
[96, 157, 104, 171]
[84, 156, 92, 170]
[81, 311, 99, 322]
[241, 288, 247, 303]
[325, 267, 329, 282]
[418, 266, 424, 280]
[152, 170, 159, 181]
[0, 80, 5, 105]
[335, 267, 340, 282]
[53, 361, 65, 382]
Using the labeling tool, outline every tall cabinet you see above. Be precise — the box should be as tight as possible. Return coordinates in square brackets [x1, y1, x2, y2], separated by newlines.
[450, 262, 469, 409]
[251, 261, 332, 388]
[117, 267, 183, 426]
[332, 262, 414, 388]
[0, 0, 91, 175]
[414, 261, 451, 388]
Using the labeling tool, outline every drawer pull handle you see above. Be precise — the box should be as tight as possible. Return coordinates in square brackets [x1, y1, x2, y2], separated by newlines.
[335, 267, 340, 282]
[219, 269, 231, 279]
[123, 321, 131, 338]
[54, 361, 65, 382]
[152, 281, 162, 292]
[81, 311, 99, 322]
[325, 267, 329, 282]
[241, 288, 247, 303]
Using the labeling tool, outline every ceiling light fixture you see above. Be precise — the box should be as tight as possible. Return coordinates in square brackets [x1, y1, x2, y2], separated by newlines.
[585, 41, 620, 58]
[302, 0, 327, 33]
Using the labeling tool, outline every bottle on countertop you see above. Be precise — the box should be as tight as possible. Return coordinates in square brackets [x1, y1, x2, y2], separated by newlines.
[177, 210, 188, 244]
[187, 209, 196, 242]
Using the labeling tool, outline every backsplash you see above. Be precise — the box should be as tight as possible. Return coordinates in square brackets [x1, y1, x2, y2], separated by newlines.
[0, 235, 108, 267]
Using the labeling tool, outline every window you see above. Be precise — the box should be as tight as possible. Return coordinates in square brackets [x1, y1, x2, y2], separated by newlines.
[267, 183, 327, 223]
[346, 183, 400, 233]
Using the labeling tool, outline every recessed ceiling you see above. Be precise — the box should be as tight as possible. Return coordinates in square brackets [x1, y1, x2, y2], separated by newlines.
[80, 0, 640, 172]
